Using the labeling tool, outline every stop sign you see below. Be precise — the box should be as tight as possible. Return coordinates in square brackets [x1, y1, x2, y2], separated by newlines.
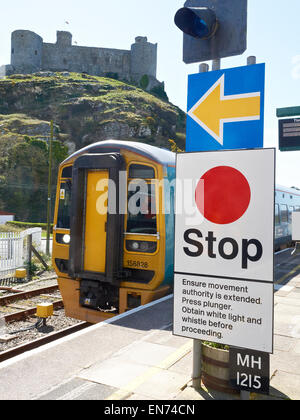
[175, 148, 275, 282]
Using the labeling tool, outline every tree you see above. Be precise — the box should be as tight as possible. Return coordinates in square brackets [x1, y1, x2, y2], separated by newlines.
[0, 138, 68, 222]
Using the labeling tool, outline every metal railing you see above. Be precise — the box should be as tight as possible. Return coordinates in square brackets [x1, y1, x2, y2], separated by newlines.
[0, 228, 42, 286]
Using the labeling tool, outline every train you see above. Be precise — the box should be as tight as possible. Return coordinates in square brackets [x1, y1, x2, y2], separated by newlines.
[52, 140, 300, 323]
[275, 185, 300, 250]
[52, 140, 176, 323]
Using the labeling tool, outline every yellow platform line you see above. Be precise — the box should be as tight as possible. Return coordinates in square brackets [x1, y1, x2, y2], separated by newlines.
[105, 340, 193, 400]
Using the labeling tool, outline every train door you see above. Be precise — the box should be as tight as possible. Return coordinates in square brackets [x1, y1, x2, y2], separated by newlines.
[68, 153, 125, 286]
[83, 170, 108, 273]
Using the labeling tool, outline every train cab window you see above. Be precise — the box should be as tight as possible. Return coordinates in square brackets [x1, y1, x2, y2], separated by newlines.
[280, 204, 288, 223]
[127, 183, 157, 234]
[57, 180, 72, 229]
[275, 204, 280, 225]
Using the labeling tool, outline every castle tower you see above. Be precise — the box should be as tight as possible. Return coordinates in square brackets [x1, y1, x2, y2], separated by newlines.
[56, 31, 72, 47]
[11, 30, 43, 74]
[130, 36, 157, 81]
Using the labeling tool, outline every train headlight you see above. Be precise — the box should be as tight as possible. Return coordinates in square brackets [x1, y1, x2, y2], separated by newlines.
[55, 233, 71, 245]
[63, 234, 71, 244]
[126, 240, 157, 254]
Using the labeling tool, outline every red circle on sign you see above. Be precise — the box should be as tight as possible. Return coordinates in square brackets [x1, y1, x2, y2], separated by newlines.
[195, 166, 251, 225]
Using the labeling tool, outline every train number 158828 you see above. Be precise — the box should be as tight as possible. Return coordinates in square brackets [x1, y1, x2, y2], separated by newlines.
[126, 260, 149, 269]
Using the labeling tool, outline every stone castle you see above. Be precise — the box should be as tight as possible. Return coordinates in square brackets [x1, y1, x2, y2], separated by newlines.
[1, 30, 161, 90]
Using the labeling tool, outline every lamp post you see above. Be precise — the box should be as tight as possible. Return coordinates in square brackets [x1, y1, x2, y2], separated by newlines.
[46, 120, 53, 256]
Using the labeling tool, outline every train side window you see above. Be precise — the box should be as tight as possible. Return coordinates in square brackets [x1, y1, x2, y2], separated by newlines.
[288, 206, 294, 222]
[61, 166, 73, 178]
[275, 204, 280, 225]
[295, 206, 300, 212]
[57, 180, 72, 229]
[280, 204, 288, 223]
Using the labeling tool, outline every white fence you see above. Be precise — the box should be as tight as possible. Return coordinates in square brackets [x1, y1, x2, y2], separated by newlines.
[0, 228, 42, 285]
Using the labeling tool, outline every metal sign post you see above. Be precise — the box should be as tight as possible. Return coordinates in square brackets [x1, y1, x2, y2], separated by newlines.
[174, 1, 274, 399]
[173, 58, 272, 399]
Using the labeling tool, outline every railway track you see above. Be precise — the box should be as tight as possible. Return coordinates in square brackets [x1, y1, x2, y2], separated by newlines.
[0, 322, 90, 363]
[0, 285, 63, 323]
[0, 283, 90, 362]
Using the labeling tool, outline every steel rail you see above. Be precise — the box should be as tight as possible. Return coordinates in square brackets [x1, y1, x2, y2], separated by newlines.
[0, 285, 60, 306]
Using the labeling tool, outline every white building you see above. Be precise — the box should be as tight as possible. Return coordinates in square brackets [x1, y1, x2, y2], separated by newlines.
[0, 211, 15, 224]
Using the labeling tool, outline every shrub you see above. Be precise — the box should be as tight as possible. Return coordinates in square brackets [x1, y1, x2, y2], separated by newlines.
[139, 75, 149, 90]
[150, 85, 169, 102]
[105, 72, 119, 80]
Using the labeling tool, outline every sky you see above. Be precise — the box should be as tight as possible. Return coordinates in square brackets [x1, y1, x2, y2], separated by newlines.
[0, 0, 300, 188]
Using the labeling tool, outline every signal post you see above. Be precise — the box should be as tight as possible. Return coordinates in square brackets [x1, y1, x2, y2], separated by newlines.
[173, 0, 274, 398]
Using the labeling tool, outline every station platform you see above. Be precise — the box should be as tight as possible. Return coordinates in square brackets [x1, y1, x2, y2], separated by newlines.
[0, 247, 300, 401]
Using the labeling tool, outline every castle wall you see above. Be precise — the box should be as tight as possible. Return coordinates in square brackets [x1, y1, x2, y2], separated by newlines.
[42, 44, 131, 78]
[5, 30, 160, 89]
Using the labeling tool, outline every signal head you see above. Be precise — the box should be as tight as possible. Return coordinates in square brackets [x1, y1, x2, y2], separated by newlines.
[174, 0, 248, 64]
[174, 7, 218, 40]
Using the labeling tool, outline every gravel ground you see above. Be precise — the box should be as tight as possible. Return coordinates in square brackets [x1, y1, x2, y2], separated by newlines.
[0, 310, 82, 353]
[0, 272, 59, 295]
[0, 272, 83, 353]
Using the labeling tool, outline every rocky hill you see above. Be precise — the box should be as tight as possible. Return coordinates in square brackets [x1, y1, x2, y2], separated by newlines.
[0, 72, 186, 222]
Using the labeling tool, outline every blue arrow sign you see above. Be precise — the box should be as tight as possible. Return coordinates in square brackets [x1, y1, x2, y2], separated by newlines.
[186, 63, 265, 152]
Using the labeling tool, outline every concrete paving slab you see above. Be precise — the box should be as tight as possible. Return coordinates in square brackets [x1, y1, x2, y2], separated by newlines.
[168, 350, 193, 375]
[293, 340, 300, 354]
[269, 370, 300, 400]
[114, 341, 178, 366]
[274, 284, 294, 292]
[79, 359, 150, 389]
[271, 349, 300, 375]
[143, 329, 190, 349]
[133, 369, 190, 399]
[274, 303, 300, 337]
[274, 334, 297, 352]
[274, 296, 300, 307]
[287, 291, 300, 300]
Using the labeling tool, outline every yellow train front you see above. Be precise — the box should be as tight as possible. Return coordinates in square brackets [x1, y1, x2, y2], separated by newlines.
[52, 140, 176, 323]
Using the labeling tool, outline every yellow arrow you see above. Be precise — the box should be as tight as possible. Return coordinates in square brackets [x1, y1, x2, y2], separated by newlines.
[188, 74, 261, 145]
